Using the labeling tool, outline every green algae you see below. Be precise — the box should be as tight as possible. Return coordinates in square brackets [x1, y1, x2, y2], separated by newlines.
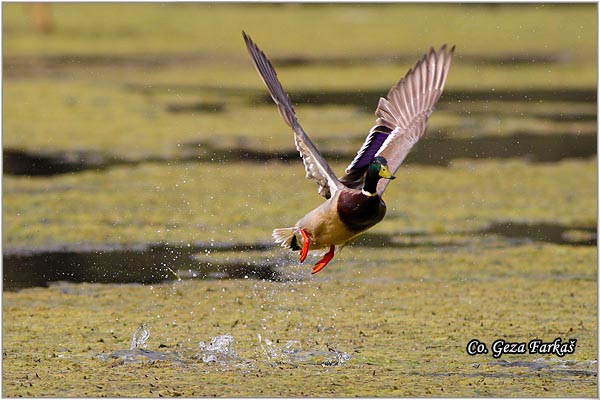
[3, 3, 596, 58]
[2, 4, 597, 156]
[3, 248, 597, 397]
[3, 156, 597, 396]
[3, 158, 596, 250]
[2, 3, 598, 397]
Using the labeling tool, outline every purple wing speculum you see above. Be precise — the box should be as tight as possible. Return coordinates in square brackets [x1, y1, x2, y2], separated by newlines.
[339, 125, 392, 189]
[346, 125, 392, 171]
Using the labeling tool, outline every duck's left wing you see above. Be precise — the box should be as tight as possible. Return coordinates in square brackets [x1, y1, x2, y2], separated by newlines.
[243, 32, 343, 199]
[340, 45, 454, 194]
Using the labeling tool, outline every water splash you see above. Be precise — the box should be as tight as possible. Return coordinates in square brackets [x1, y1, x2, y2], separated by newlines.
[96, 324, 184, 365]
[257, 334, 279, 359]
[99, 329, 349, 370]
[257, 334, 350, 367]
[322, 345, 351, 366]
[130, 323, 150, 350]
[198, 334, 240, 365]
[258, 334, 302, 362]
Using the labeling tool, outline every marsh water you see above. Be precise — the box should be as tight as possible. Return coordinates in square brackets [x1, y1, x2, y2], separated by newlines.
[2, 3, 598, 397]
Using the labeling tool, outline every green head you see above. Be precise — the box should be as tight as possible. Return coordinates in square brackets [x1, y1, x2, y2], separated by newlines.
[368, 156, 396, 180]
[363, 156, 396, 195]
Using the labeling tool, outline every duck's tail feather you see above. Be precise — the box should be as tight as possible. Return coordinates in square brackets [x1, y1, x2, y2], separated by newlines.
[273, 227, 335, 257]
[273, 227, 302, 251]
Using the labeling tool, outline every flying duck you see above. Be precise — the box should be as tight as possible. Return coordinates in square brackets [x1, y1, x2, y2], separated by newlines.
[243, 31, 454, 274]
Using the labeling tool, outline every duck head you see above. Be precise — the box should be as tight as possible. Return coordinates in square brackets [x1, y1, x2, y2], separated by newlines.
[363, 156, 395, 196]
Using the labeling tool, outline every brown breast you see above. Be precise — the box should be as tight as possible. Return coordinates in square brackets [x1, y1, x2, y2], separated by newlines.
[336, 190, 387, 233]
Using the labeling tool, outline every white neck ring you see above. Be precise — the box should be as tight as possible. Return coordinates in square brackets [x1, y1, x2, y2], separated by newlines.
[362, 189, 377, 197]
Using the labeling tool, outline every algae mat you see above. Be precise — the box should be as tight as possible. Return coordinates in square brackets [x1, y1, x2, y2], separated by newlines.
[3, 161, 598, 397]
[2, 2, 598, 397]
[2, 243, 597, 397]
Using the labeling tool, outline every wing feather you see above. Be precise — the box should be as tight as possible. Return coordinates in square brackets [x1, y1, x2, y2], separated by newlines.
[340, 45, 454, 193]
[375, 45, 454, 195]
[243, 31, 343, 199]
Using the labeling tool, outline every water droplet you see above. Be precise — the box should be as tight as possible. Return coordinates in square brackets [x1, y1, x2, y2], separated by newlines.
[130, 324, 150, 350]
[198, 334, 239, 366]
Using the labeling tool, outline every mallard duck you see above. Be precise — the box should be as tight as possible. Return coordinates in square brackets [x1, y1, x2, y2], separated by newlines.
[243, 32, 454, 274]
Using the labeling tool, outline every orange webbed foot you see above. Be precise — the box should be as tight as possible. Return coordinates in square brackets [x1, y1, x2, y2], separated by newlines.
[312, 245, 335, 274]
[299, 229, 310, 263]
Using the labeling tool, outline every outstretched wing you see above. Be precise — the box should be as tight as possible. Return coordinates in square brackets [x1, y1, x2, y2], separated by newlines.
[243, 31, 343, 199]
[340, 45, 454, 195]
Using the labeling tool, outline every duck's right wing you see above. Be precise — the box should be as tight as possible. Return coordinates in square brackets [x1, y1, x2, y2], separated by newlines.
[340, 45, 454, 194]
[243, 31, 344, 200]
